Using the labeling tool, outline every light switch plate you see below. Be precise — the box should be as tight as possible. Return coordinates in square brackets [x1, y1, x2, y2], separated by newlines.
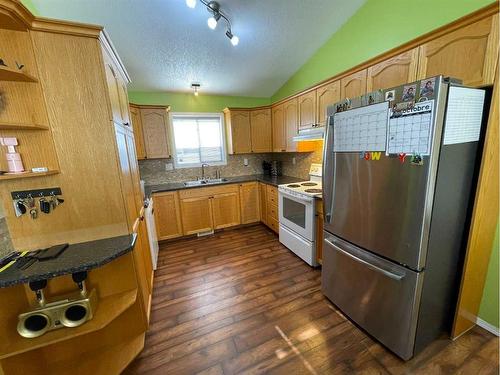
[243, 158, 248, 166]
[292, 157, 296, 165]
[165, 163, 174, 171]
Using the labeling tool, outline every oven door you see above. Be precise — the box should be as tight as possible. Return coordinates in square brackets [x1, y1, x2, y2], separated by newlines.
[278, 189, 315, 241]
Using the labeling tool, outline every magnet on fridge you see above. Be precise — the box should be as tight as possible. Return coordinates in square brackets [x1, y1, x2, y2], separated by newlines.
[398, 153, 407, 164]
[363, 152, 370, 160]
[411, 153, 423, 166]
[359, 152, 365, 159]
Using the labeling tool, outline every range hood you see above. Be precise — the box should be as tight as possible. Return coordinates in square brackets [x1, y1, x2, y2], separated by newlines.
[292, 125, 325, 141]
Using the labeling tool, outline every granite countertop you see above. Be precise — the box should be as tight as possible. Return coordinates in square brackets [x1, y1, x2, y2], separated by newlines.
[0, 234, 136, 288]
[145, 174, 304, 196]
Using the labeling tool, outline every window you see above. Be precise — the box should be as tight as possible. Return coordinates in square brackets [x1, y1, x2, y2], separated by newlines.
[171, 113, 227, 168]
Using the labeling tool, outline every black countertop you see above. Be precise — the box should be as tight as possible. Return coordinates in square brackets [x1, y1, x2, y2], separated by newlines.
[145, 174, 303, 196]
[0, 234, 136, 288]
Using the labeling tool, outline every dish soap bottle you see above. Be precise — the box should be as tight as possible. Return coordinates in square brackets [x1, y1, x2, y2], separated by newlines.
[0, 137, 24, 173]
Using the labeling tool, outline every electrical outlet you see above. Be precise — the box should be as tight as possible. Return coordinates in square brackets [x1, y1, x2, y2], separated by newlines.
[165, 163, 174, 171]
[292, 157, 296, 165]
[243, 158, 248, 166]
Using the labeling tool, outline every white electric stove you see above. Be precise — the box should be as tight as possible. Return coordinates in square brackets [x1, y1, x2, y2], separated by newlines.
[278, 163, 322, 266]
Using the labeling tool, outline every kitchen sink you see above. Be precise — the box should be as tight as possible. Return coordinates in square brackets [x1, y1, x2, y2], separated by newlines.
[183, 178, 229, 187]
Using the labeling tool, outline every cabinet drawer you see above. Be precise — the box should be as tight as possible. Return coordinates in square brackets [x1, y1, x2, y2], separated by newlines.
[268, 216, 279, 233]
[267, 202, 278, 220]
[266, 185, 278, 204]
[179, 184, 238, 199]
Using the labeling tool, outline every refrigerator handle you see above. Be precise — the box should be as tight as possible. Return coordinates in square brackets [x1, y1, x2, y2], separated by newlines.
[324, 238, 405, 281]
[322, 115, 335, 224]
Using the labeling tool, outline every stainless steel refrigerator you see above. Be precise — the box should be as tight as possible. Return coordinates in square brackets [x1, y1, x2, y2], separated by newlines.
[321, 76, 489, 360]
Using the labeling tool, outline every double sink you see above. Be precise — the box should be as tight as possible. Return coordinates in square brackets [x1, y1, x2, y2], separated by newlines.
[183, 178, 229, 187]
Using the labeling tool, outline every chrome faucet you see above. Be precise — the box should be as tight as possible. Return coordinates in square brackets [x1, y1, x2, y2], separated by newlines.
[201, 163, 209, 180]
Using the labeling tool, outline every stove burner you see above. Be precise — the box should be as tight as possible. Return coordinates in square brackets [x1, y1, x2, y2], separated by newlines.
[301, 182, 318, 186]
[287, 184, 301, 188]
[304, 188, 322, 193]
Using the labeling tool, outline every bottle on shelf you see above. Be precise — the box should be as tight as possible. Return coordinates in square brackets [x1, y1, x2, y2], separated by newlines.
[0, 137, 24, 173]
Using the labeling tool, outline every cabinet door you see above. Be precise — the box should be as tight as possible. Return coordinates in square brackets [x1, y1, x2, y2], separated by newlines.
[417, 15, 498, 87]
[132, 218, 151, 317]
[153, 191, 183, 240]
[239, 182, 260, 224]
[117, 78, 131, 127]
[137, 217, 153, 293]
[250, 109, 272, 152]
[316, 81, 340, 127]
[141, 108, 171, 159]
[259, 183, 268, 226]
[284, 98, 298, 152]
[211, 192, 241, 229]
[272, 104, 286, 152]
[103, 61, 123, 125]
[124, 126, 144, 216]
[298, 91, 316, 130]
[367, 48, 419, 92]
[228, 110, 252, 154]
[340, 69, 367, 99]
[130, 105, 146, 160]
[180, 196, 213, 235]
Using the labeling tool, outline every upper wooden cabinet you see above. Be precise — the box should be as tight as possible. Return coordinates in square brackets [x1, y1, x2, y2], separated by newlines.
[102, 50, 130, 127]
[284, 98, 299, 152]
[141, 106, 171, 159]
[367, 48, 419, 92]
[250, 108, 272, 152]
[272, 104, 286, 152]
[340, 69, 367, 99]
[417, 15, 499, 87]
[239, 182, 260, 224]
[153, 191, 183, 240]
[129, 105, 146, 159]
[224, 109, 252, 154]
[298, 90, 316, 130]
[224, 108, 272, 154]
[316, 81, 340, 127]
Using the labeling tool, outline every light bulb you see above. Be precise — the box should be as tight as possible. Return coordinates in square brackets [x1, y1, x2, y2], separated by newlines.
[207, 16, 218, 30]
[194, 90, 199, 96]
[186, 0, 196, 8]
[231, 35, 239, 46]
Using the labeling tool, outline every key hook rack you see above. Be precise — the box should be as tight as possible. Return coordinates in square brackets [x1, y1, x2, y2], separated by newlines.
[11, 187, 62, 200]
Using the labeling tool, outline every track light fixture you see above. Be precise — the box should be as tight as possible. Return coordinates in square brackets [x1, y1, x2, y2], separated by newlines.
[191, 83, 201, 96]
[185, 0, 239, 46]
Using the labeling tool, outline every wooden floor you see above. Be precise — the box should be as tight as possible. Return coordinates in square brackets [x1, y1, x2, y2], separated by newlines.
[125, 224, 499, 375]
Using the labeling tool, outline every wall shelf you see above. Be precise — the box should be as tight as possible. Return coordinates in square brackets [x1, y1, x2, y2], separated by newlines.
[0, 288, 138, 360]
[0, 122, 49, 130]
[0, 170, 59, 181]
[0, 65, 38, 82]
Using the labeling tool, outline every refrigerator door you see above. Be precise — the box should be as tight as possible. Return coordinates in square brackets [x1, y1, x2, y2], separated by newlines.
[322, 233, 423, 360]
[323, 151, 431, 269]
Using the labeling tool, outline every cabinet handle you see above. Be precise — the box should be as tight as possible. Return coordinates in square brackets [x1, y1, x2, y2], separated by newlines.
[123, 122, 130, 126]
[140, 216, 145, 221]
[281, 149, 286, 152]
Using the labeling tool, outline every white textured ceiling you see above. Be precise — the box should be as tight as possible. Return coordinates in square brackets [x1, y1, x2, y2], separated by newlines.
[30, 0, 366, 96]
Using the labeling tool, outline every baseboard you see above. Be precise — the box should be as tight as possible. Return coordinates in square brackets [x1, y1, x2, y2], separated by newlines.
[476, 317, 500, 336]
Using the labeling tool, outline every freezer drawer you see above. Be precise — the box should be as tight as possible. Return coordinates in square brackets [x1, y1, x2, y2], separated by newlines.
[321, 233, 423, 360]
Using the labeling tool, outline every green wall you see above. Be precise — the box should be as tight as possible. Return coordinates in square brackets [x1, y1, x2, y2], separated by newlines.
[272, 0, 496, 102]
[20, 0, 38, 14]
[128, 91, 269, 113]
[479, 223, 499, 329]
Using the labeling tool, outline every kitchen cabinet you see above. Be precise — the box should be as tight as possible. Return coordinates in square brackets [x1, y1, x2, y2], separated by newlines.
[340, 69, 367, 100]
[284, 98, 299, 152]
[103, 50, 130, 127]
[239, 182, 260, 224]
[259, 182, 268, 226]
[133, 215, 154, 317]
[212, 191, 241, 229]
[224, 109, 252, 154]
[298, 90, 316, 131]
[265, 185, 279, 234]
[130, 104, 146, 159]
[180, 196, 213, 235]
[272, 104, 286, 152]
[250, 108, 272, 152]
[315, 199, 323, 264]
[153, 191, 183, 240]
[316, 80, 340, 127]
[141, 107, 171, 159]
[367, 48, 419, 92]
[417, 15, 498, 87]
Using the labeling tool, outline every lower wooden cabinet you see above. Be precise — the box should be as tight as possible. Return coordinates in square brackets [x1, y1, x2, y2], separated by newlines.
[239, 182, 260, 224]
[212, 191, 241, 229]
[153, 191, 183, 240]
[259, 183, 268, 226]
[180, 196, 213, 235]
[265, 185, 279, 234]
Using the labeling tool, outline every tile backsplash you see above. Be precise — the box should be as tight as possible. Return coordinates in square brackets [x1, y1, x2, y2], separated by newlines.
[139, 145, 324, 185]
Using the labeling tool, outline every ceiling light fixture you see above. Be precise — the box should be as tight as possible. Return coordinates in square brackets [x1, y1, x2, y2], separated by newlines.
[191, 83, 201, 96]
[186, 0, 239, 46]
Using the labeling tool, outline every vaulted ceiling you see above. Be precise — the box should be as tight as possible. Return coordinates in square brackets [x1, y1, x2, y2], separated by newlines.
[30, 0, 366, 96]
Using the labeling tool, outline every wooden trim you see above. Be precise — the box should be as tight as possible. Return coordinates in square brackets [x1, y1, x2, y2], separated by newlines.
[0, 0, 33, 30]
[223, 105, 272, 112]
[99, 29, 131, 83]
[272, 2, 499, 106]
[129, 103, 171, 111]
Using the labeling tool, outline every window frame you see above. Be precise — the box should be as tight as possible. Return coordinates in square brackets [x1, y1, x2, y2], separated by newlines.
[170, 112, 227, 169]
